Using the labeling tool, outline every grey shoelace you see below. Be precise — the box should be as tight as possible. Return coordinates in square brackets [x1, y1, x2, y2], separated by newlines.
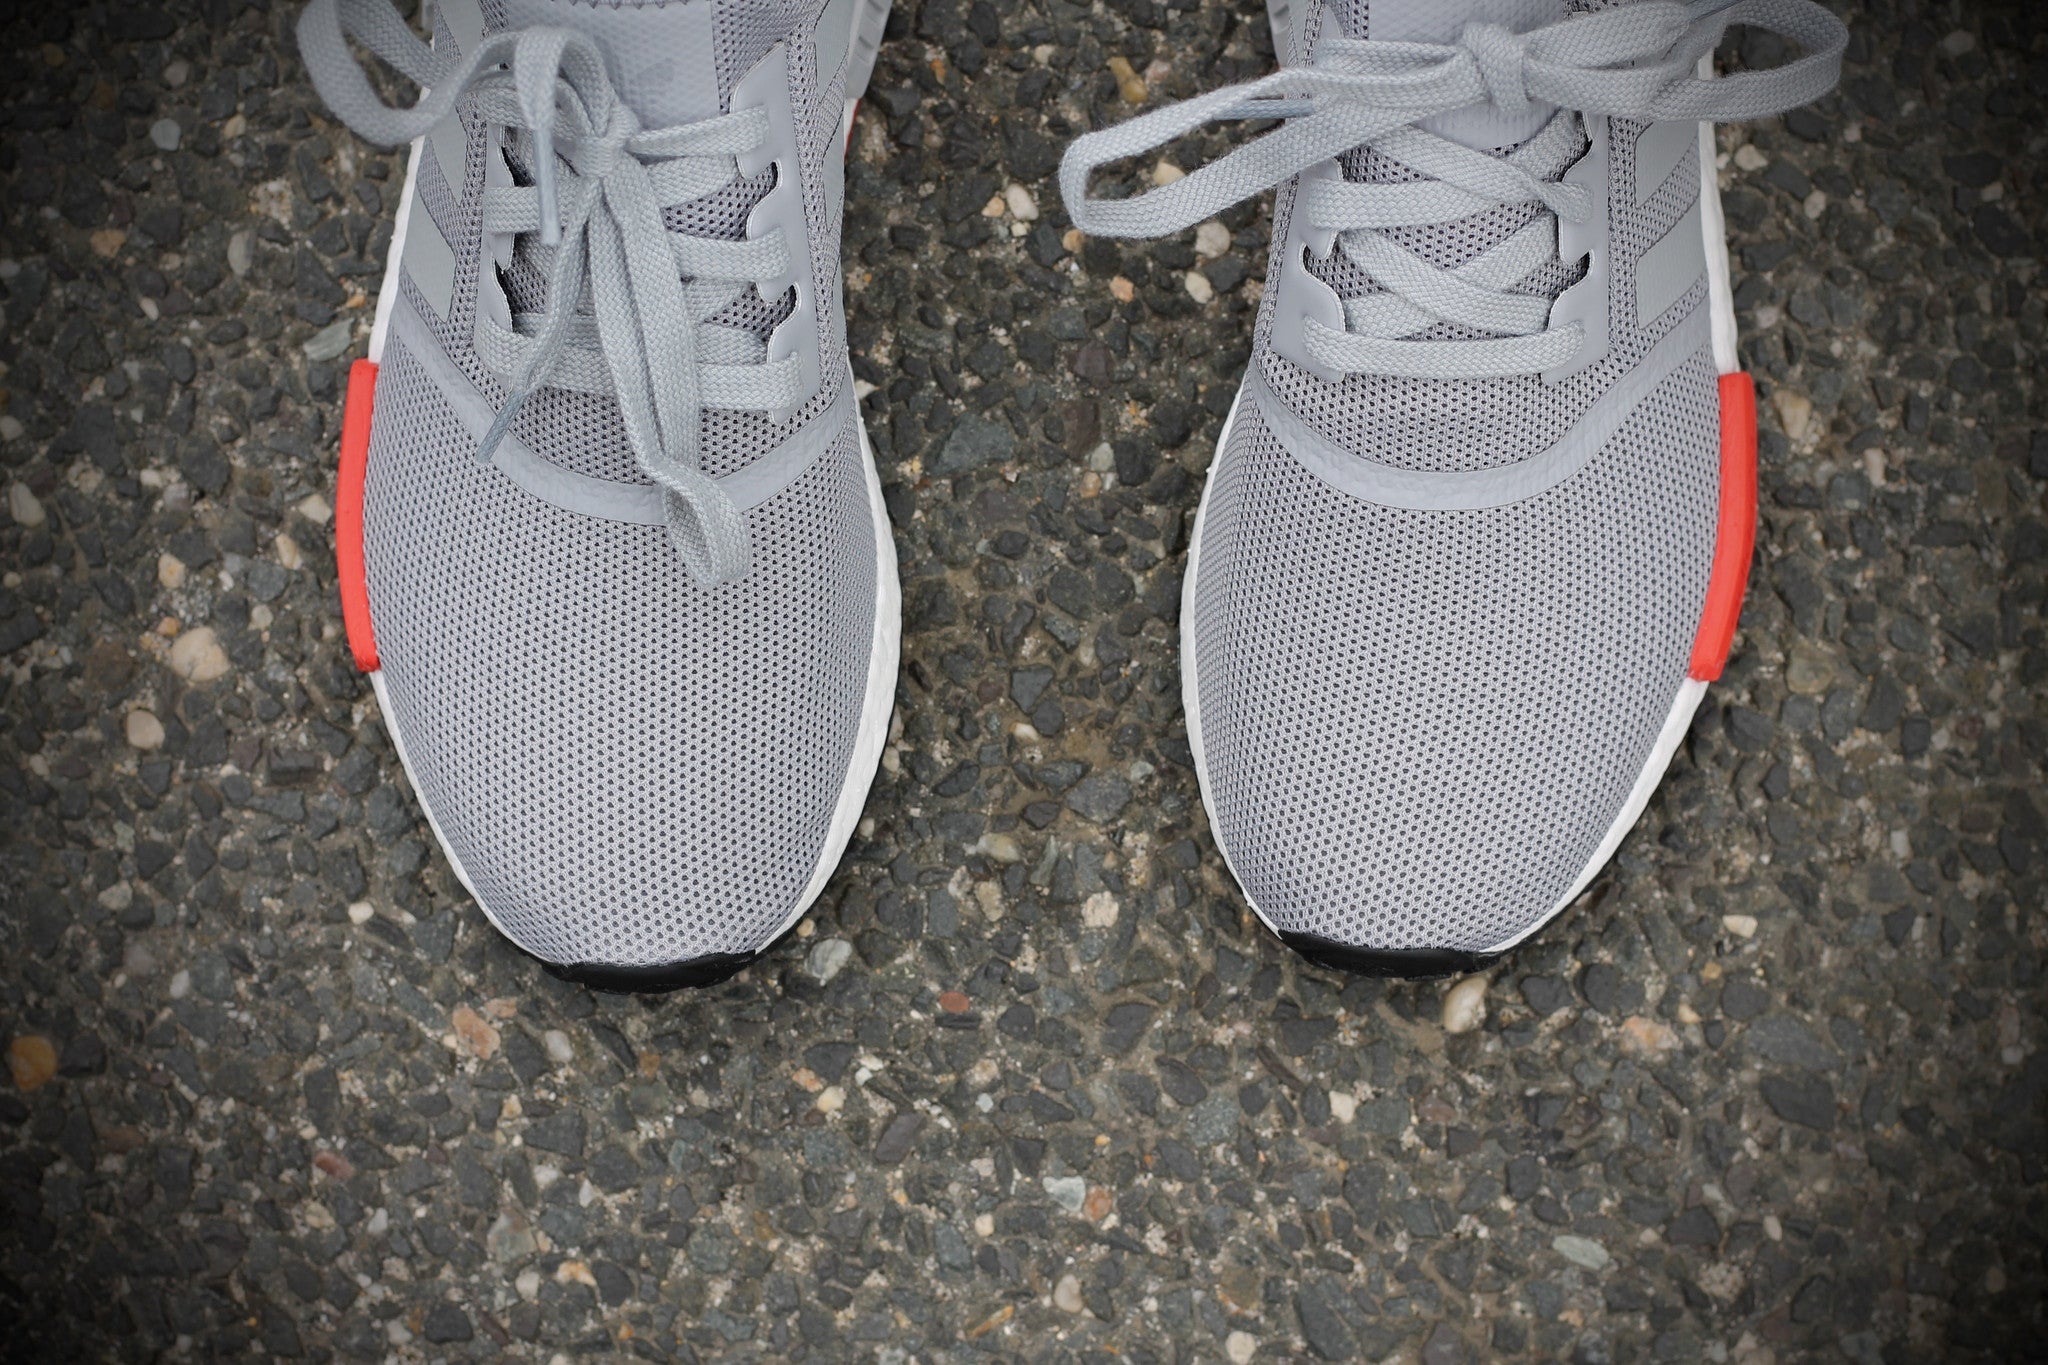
[1060, 0, 1847, 381]
[299, 0, 799, 584]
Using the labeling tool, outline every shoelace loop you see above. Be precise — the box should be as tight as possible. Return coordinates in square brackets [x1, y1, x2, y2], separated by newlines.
[1059, 0, 1847, 381]
[299, 0, 799, 585]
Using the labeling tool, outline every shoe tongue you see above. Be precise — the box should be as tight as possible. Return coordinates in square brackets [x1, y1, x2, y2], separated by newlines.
[494, 0, 728, 129]
[1331, 0, 1567, 149]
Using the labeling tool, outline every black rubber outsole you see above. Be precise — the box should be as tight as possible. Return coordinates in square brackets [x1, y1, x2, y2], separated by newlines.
[538, 949, 762, 995]
[1280, 930, 1501, 981]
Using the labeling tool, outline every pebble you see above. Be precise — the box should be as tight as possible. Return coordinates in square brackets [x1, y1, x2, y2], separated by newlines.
[1441, 974, 1489, 1034]
[297, 493, 334, 524]
[124, 710, 166, 750]
[515, 1269, 542, 1300]
[815, 1085, 845, 1114]
[1004, 184, 1038, 221]
[227, 229, 255, 278]
[1053, 1274, 1084, 1313]
[1151, 160, 1184, 186]
[149, 118, 182, 151]
[0, 416, 22, 442]
[161, 58, 189, 87]
[7, 482, 45, 527]
[1226, 1331, 1259, 1364]
[1328, 1091, 1357, 1123]
[543, 1029, 575, 1064]
[1183, 271, 1214, 304]
[168, 969, 191, 1000]
[807, 937, 853, 983]
[451, 1005, 501, 1060]
[1722, 914, 1759, 939]
[1042, 1174, 1087, 1214]
[167, 626, 231, 682]
[7, 1035, 58, 1091]
[274, 534, 304, 570]
[488, 1210, 537, 1263]
[91, 228, 126, 259]
[1733, 143, 1768, 171]
[98, 882, 133, 912]
[347, 901, 374, 924]
[157, 553, 187, 589]
[303, 318, 356, 362]
[938, 990, 972, 1014]
[121, 942, 157, 977]
[1553, 1234, 1611, 1271]
[1194, 220, 1231, 258]
[1106, 55, 1146, 104]
[1620, 1015, 1681, 1058]
[1771, 389, 1813, 443]
[1081, 891, 1119, 928]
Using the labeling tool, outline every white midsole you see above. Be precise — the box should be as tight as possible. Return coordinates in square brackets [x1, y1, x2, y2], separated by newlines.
[1183, 113, 1739, 962]
[358, 67, 900, 970]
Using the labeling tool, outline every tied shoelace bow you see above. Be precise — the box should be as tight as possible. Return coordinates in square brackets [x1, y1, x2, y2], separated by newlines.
[299, 0, 807, 585]
[1059, 0, 1847, 381]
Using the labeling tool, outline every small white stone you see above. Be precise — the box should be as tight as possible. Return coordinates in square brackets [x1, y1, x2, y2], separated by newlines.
[1732, 144, 1768, 172]
[515, 1269, 542, 1300]
[1441, 974, 1488, 1034]
[1763, 1214, 1783, 1241]
[274, 534, 303, 571]
[167, 626, 231, 682]
[815, 1085, 845, 1114]
[149, 118, 182, 152]
[0, 416, 22, 443]
[543, 1029, 575, 1064]
[227, 229, 255, 278]
[1042, 1174, 1087, 1214]
[807, 937, 853, 983]
[122, 940, 158, 976]
[1938, 28, 1975, 56]
[1553, 1234, 1611, 1271]
[1721, 914, 1758, 939]
[1194, 220, 1231, 259]
[1328, 1091, 1357, 1124]
[157, 553, 187, 590]
[162, 59, 190, 88]
[1052, 1274, 1084, 1313]
[366, 1208, 390, 1236]
[1226, 1331, 1259, 1365]
[347, 901, 375, 925]
[7, 482, 45, 528]
[124, 710, 166, 750]
[1085, 442, 1114, 472]
[99, 882, 135, 912]
[1081, 891, 1119, 928]
[1004, 184, 1039, 221]
[297, 493, 333, 525]
[1802, 189, 1828, 220]
[1183, 270, 1214, 304]
[1152, 160, 1185, 186]
[973, 832, 1022, 863]
[168, 968, 192, 999]
[1771, 389, 1813, 444]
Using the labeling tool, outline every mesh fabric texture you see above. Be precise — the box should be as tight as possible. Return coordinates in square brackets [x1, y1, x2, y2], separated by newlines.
[1194, 348, 1718, 952]
[1275, 2, 1699, 473]
[365, 0, 879, 966]
[365, 333, 877, 967]
[1198, 0, 1725, 951]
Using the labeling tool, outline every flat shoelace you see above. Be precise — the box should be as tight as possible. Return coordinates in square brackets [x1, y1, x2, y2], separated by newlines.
[1059, 0, 1847, 381]
[300, 0, 800, 584]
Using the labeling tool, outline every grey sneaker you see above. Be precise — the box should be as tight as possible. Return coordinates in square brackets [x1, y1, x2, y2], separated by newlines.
[1062, 0, 1844, 976]
[299, 0, 898, 989]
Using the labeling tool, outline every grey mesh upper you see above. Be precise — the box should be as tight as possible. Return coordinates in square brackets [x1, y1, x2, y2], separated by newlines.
[301, 0, 886, 967]
[1062, 0, 1844, 952]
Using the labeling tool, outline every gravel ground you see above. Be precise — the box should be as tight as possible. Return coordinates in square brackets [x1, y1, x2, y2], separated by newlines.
[2, 1, 2044, 1361]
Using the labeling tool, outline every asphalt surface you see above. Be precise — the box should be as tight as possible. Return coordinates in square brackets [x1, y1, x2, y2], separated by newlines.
[2, 1, 2044, 1361]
